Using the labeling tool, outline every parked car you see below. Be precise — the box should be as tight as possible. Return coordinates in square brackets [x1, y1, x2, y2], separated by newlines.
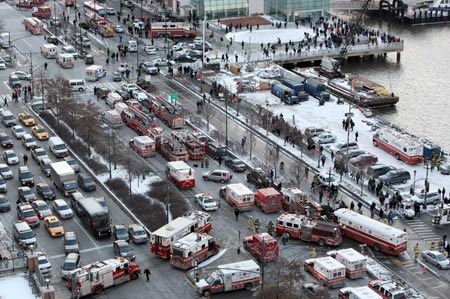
[330, 141, 359, 155]
[121, 83, 138, 92]
[113, 224, 129, 241]
[123, 0, 134, 8]
[0, 195, 10, 212]
[410, 191, 441, 205]
[0, 164, 12, 180]
[18, 186, 36, 203]
[174, 54, 197, 63]
[77, 172, 96, 192]
[44, 215, 64, 237]
[106, 7, 116, 15]
[115, 25, 124, 33]
[128, 224, 148, 244]
[317, 172, 338, 188]
[194, 193, 219, 211]
[36, 252, 52, 274]
[379, 169, 411, 185]
[312, 132, 336, 144]
[47, 36, 59, 45]
[366, 164, 396, 179]
[113, 240, 135, 260]
[11, 71, 31, 81]
[32, 200, 52, 219]
[349, 153, 378, 167]
[140, 62, 158, 74]
[84, 54, 94, 65]
[3, 149, 19, 165]
[421, 250, 450, 269]
[36, 183, 56, 201]
[224, 159, 246, 172]
[152, 58, 175, 67]
[64, 232, 80, 254]
[113, 71, 122, 81]
[246, 168, 272, 188]
[304, 127, 329, 138]
[440, 164, 450, 175]
[144, 45, 157, 55]
[95, 86, 110, 99]
[52, 199, 73, 219]
[202, 169, 232, 183]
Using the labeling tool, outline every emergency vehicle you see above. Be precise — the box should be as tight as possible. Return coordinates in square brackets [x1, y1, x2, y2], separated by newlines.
[159, 134, 189, 162]
[243, 233, 279, 263]
[339, 286, 382, 299]
[368, 280, 407, 299]
[327, 248, 367, 279]
[32, 6, 51, 19]
[170, 233, 220, 270]
[40, 43, 57, 59]
[281, 187, 305, 211]
[191, 130, 209, 147]
[224, 183, 254, 211]
[172, 130, 205, 160]
[121, 106, 154, 136]
[432, 203, 450, 225]
[66, 257, 141, 297]
[85, 12, 115, 37]
[102, 110, 122, 128]
[23, 17, 44, 35]
[150, 211, 212, 259]
[85, 65, 106, 81]
[255, 187, 282, 213]
[373, 127, 423, 164]
[276, 213, 342, 246]
[150, 22, 196, 38]
[148, 124, 164, 150]
[334, 209, 407, 255]
[16, 0, 45, 8]
[166, 161, 194, 188]
[196, 260, 260, 297]
[129, 136, 155, 158]
[150, 95, 185, 129]
[304, 256, 346, 287]
[56, 53, 75, 68]
[65, 0, 74, 6]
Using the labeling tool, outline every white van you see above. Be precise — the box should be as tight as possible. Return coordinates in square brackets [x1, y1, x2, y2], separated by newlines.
[61, 45, 79, 59]
[102, 110, 122, 128]
[106, 92, 122, 107]
[1, 109, 17, 127]
[128, 39, 138, 52]
[40, 43, 57, 59]
[69, 79, 86, 92]
[57, 53, 75, 69]
[48, 136, 68, 158]
[13, 221, 37, 249]
[85, 65, 107, 82]
[114, 102, 129, 114]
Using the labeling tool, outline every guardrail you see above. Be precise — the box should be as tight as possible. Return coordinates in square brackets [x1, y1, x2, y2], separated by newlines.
[0, 255, 28, 274]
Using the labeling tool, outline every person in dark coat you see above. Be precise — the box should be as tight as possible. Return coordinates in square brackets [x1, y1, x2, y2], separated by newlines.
[234, 207, 239, 221]
[144, 268, 151, 282]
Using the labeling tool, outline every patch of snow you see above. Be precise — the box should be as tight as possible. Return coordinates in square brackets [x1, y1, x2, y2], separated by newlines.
[0, 274, 35, 299]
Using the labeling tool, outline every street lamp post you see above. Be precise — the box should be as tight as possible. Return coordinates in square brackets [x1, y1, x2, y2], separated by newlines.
[53, 0, 57, 36]
[412, 170, 417, 195]
[264, 100, 270, 175]
[343, 104, 353, 181]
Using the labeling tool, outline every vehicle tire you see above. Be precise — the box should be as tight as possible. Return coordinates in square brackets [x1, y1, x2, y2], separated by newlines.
[245, 283, 253, 290]
[203, 290, 211, 297]
[131, 272, 139, 280]
[94, 285, 103, 295]
[220, 179, 225, 183]
[319, 279, 325, 286]
[395, 154, 400, 160]
[373, 243, 381, 252]
[203, 177, 208, 181]
[318, 239, 326, 247]
[78, 88, 83, 92]
[437, 264, 442, 269]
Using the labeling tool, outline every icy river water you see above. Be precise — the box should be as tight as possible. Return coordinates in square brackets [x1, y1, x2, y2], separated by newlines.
[342, 18, 450, 152]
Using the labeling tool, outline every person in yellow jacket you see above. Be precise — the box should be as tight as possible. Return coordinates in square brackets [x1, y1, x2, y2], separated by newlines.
[312, 248, 317, 258]
[430, 241, 436, 251]
[247, 216, 254, 231]
[414, 243, 420, 262]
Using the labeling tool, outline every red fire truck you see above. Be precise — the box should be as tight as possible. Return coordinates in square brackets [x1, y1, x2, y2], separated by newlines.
[23, 17, 44, 35]
[159, 134, 189, 161]
[281, 187, 305, 211]
[150, 22, 196, 38]
[339, 286, 382, 299]
[150, 211, 212, 259]
[129, 136, 156, 158]
[150, 95, 185, 129]
[191, 130, 209, 148]
[166, 161, 195, 188]
[327, 248, 367, 279]
[373, 127, 423, 164]
[170, 233, 220, 270]
[255, 187, 282, 213]
[243, 233, 279, 263]
[275, 213, 342, 246]
[66, 257, 141, 297]
[16, 0, 46, 8]
[172, 130, 205, 160]
[121, 106, 154, 136]
[32, 6, 51, 18]
[148, 124, 164, 150]
[334, 209, 407, 255]
[304, 256, 346, 287]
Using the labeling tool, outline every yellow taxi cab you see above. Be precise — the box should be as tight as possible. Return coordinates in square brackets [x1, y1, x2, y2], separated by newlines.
[31, 125, 49, 140]
[44, 215, 65, 237]
[18, 112, 36, 126]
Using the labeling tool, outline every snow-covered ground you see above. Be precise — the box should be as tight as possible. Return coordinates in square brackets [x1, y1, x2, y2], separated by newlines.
[0, 274, 35, 299]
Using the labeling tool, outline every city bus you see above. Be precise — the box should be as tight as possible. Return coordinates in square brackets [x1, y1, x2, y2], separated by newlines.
[83, 1, 107, 17]
[77, 197, 111, 238]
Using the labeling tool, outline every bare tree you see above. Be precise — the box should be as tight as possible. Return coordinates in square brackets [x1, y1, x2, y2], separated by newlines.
[202, 101, 216, 133]
[78, 100, 102, 157]
[43, 74, 72, 126]
[290, 162, 305, 188]
[269, 144, 281, 178]
[248, 115, 257, 160]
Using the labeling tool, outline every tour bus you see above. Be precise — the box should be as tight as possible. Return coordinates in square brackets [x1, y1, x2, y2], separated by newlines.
[77, 197, 111, 238]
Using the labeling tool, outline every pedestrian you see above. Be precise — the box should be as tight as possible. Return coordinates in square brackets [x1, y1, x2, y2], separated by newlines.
[218, 157, 222, 167]
[330, 150, 334, 161]
[234, 206, 239, 221]
[350, 201, 355, 211]
[312, 248, 317, 258]
[414, 243, 420, 262]
[387, 210, 394, 224]
[319, 189, 323, 203]
[144, 268, 151, 282]
[370, 202, 376, 219]
[3, 97, 7, 107]
[205, 158, 209, 168]
[254, 218, 260, 233]
[321, 155, 326, 167]
[305, 167, 309, 179]
[379, 208, 384, 221]
[281, 231, 288, 245]
[106, 58, 109, 66]
[355, 131, 359, 142]
[342, 118, 346, 129]
[248, 216, 254, 231]
[44, 62, 48, 70]
[23, 154, 28, 165]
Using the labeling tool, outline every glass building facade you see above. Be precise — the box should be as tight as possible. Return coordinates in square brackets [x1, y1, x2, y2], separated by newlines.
[264, 0, 330, 22]
[194, 0, 249, 19]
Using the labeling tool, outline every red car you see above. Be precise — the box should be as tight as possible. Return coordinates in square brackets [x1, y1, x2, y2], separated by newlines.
[349, 154, 378, 167]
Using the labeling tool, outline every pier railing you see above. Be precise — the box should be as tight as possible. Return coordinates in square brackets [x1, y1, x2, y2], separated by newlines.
[249, 41, 404, 64]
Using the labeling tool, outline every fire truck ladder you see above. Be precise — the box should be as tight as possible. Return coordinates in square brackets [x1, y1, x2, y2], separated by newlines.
[155, 95, 180, 115]
[130, 106, 153, 128]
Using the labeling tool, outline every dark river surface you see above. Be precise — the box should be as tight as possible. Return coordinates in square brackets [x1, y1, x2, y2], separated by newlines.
[342, 18, 450, 152]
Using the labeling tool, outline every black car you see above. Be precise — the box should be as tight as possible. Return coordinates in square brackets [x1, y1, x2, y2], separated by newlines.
[0, 133, 13, 148]
[174, 55, 197, 63]
[18, 166, 34, 187]
[77, 173, 96, 192]
[36, 183, 56, 201]
[367, 164, 396, 179]
[95, 86, 111, 99]
[206, 142, 227, 161]
[47, 36, 59, 45]
[115, 90, 130, 101]
[246, 169, 272, 188]
[379, 169, 411, 185]
[224, 159, 247, 172]
[84, 54, 94, 65]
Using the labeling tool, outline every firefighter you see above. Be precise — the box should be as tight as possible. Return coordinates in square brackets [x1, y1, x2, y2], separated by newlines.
[414, 243, 420, 262]
[311, 248, 317, 258]
[234, 206, 239, 221]
[205, 158, 209, 168]
[267, 221, 274, 236]
[281, 232, 289, 245]
[254, 219, 260, 233]
[430, 241, 436, 251]
[247, 216, 254, 231]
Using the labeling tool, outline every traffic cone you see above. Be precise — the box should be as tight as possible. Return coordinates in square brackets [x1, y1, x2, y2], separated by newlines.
[422, 266, 427, 273]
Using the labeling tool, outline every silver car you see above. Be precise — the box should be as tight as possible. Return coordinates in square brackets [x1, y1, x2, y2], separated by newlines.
[52, 199, 73, 219]
[202, 169, 232, 183]
[114, 240, 135, 260]
[64, 231, 80, 254]
[0, 164, 13, 179]
[421, 250, 450, 269]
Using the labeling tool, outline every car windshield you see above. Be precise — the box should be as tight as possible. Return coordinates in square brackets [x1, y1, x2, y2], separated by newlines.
[6, 152, 16, 158]
[23, 210, 36, 217]
[134, 230, 145, 236]
[20, 231, 34, 239]
[35, 128, 45, 133]
[204, 198, 215, 204]
[15, 128, 25, 133]
[25, 137, 34, 143]
[0, 166, 9, 172]
[65, 182, 77, 190]
[65, 238, 77, 245]
[0, 135, 9, 141]
[21, 172, 33, 179]
[63, 262, 76, 271]
[49, 221, 61, 228]
[38, 204, 49, 210]
[116, 227, 126, 235]
[436, 254, 447, 261]
[0, 197, 6, 203]
[59, 204, 70, 210]
[54, 144, 66, 150]
[22, 115, 32, 120]
[120, 245, 131, 253]
[23, 189, 33, 196]
[41, 185, 51, 192]
[83, 177, 93, 183]
[38, 258, 48, 265]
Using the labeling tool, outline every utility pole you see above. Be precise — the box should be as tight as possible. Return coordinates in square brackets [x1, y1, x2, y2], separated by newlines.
[249, 115, 254, 160]
[342, 103, 352, 182]
[424, 160, 430, 207]
[264, 100, 269, 176]
[165, 175, 170, 223]
[202, 15, 205, 65]
[29, 51, 34, 97]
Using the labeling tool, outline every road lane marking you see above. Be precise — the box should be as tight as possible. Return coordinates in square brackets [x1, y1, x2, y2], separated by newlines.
[71, 216, 98, 246]
[49, 244, 113, 260]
